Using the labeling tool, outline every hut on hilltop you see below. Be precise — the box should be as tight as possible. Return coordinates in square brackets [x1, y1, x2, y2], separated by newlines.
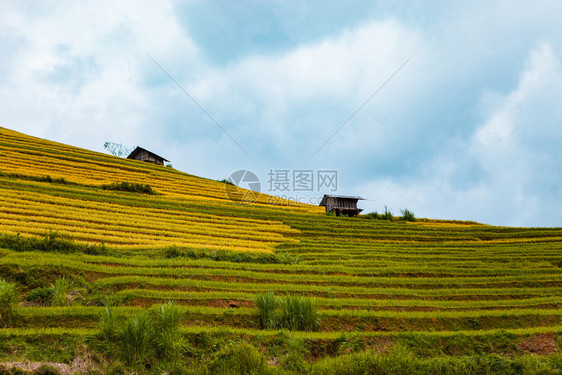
[319, 194, 364, 217]
[127, 146, 169, 165]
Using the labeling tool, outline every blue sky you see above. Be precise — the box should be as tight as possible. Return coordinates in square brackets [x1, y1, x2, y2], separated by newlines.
[1, 1, 562, 226]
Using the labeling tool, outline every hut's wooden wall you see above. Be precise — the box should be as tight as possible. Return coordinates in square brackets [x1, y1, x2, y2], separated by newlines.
[133, 150, 164, 165]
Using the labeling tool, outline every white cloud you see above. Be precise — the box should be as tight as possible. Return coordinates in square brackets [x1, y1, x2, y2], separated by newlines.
[0, 0, 200, 150]
[179, 19, 422, 163]
[359, 43, 562, 227]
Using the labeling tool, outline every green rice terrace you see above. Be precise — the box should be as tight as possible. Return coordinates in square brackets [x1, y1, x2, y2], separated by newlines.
[0, 126, 561, 374]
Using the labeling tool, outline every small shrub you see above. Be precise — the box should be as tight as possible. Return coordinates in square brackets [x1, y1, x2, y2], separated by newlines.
[278, 252, 299, 265]
[337, 335, 365, 355]
[164, 245, 182, 258]
[102, 181, 156, 195]
[26, 287, 54, 306]
[382, 206, 394, 222]
[121, 313, 153, 365]
[281, 337, 310, 372]
[218, 178, 235, 186]
[256, 292, 278, 329]
[282, 351, 308, 373]
[42, 231, 75, 253]
[401, 209, 416, 222]
[50, 277, 70, 307]
[364, 212, 379, 219]
[208, 342, 269, 375]
[84, 242, 108, 256]
[0, 279, 18, 327]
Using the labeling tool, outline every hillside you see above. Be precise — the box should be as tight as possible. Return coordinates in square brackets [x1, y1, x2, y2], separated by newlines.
[0, 126, 561, 374]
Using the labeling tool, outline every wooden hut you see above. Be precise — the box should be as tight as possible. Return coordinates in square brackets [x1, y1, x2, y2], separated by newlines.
[319, 194, 364, 216]
[127, 146, 169, 165]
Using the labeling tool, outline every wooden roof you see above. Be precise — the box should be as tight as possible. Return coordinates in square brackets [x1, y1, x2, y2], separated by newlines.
[127, 146, 169, 162]
[320, 194, 365, 205]
[321, 194, 365, 200]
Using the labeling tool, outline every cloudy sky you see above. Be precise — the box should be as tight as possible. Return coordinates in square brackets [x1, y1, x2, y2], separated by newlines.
[2, 1, 562, 227]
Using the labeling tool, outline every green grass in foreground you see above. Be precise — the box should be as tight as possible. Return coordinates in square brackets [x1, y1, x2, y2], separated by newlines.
[0, 326, 561, 374]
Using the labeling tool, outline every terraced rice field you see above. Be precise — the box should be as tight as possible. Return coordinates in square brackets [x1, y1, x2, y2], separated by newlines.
[0, 126, 561, 371]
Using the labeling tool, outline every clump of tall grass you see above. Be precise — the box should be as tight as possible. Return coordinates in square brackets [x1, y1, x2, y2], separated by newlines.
[256, 293, 320, 331]
[382, 206, 394, 222]
[154, 301, 184, 361]
[155, 301, 181, 333]
[0, 279, 18, 327]
[50, 277, 70, 307]
[364, 206, 396, 221]
[300, 296, 321, 332]
[279, 295, 320, 332]
[401, 209, 416, 222]
[121, 312, 153, 365]
[255, 292, 278, 329]
[99, 302, 118, 342]
[98, 302, 185, 367]
[279, 294, 303, 331]
[26, 287, 54, 306]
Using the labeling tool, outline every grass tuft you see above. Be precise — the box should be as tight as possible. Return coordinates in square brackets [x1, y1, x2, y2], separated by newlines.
[0, 279, 18, 328]
[99, 302, 119, 342]
[50, 277, 70, 307]
[401, 208, 416, 222]
[256, 292, 278, 330]
[279, 295, 321, 332]
[121, 312, 153, 365]
[153, 301, 184, 361]
[382, 206, 394, 222]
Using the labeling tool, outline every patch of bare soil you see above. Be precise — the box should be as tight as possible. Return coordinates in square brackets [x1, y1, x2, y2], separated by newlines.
[1, 361, 73, 375]
[368, 336, 393, 354]
[517, 333, 559, 355]
[0, 346, 103, 375]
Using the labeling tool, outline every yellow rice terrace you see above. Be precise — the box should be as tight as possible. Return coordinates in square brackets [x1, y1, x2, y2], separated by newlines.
[0, 126, 561, 374]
